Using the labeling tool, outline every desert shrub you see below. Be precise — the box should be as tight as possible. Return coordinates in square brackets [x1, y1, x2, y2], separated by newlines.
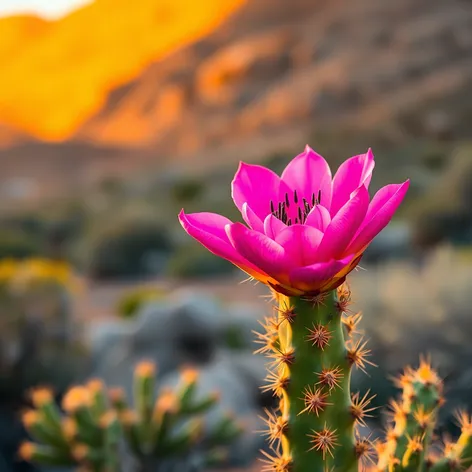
[171, 177, 204, 204]
[407, 145, 472, 247]
[84, 218, 173, 280]
[117, 286, 167, 319]
[167, 244, 234, 279]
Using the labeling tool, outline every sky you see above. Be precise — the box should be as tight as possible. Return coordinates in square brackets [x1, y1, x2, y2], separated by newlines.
[0, 0, 92, 19]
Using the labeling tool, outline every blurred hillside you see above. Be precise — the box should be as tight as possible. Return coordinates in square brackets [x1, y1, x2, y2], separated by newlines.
[0, 0, 472, 199]
[0, 0, 244, 140]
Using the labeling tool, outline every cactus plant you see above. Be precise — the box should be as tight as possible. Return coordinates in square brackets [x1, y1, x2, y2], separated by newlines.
[256, 283, 376, 471]
[177, 145, 472, 470]
[19, 361, 242, 471]
[179, 145, 409, 471]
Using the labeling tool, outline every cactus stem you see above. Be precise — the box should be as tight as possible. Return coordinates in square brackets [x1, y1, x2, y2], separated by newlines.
[306, 323, 332, 350]
[307, 424, 339, 458]
[260, 448, 292, 472]
[276, 303, 297, 324]
[342, 312, 363, 336]
[346, 338, 376, 374]
[262, 371, 290, 396]
[301, 292, 328, 307]
[298, 386, 332, 416]
[354, 435, 376, 466]
[350, 390, 377, 426]
[260, 409, 289, 447]
[269, 347, 296, 368]
[316, 366, 344, 391]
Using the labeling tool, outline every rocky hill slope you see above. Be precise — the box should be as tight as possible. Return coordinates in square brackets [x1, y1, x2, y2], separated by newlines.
[1, 0, 472, 198]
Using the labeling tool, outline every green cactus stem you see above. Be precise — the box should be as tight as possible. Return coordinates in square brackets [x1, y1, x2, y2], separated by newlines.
[429, 411, 472, 472]
[260, 284, 374, 472]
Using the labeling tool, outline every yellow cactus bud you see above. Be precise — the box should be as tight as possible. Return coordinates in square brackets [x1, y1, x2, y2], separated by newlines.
[180, 367, 199, 385]
[18, 442, 36, 461]
[86, 378, 105, 393]
[21, 410, 41, 428]
[154, 390, 178, 418]
[72, 444, 89, 461]
[135, 360, 156, 378]
[108, 387, 125, 403]
[62, 386, 92, 412]
[62, 417, 77, 441]
[30, 387, 54, 408]
[119, 409, 137, 426]
[99, 410, 117, 428]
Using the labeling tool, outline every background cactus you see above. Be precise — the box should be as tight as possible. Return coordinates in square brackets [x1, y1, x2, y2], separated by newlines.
[375, 359, 472, 472]
[19, 361, 242, 472]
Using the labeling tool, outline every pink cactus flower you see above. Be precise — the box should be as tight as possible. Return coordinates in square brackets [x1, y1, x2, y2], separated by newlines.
[179, 146, 409, 295]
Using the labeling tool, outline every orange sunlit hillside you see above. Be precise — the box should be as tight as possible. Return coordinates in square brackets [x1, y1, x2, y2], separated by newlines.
[0, 0, 244, 141]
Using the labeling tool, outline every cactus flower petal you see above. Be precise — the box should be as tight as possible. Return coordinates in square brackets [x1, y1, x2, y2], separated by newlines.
[226, 222, 291, 284]
[304, 205, 331, 231]
[347, 180, 410, 254]
[280, 145, 333, 210]
[231, 162, 291, 221]
[316, 186, 370, 261]
[289, 255, 355, 292]
[263, 214, 286, 239]
[179, 146, 408, 295]
[274, 224, 324, 267]
[178, 211, 263, 276]
[241, 202, 264, 232]
[331, 149, 375, 216]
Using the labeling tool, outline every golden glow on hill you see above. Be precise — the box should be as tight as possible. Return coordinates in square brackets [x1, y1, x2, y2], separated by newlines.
[0, 0, 244, 140]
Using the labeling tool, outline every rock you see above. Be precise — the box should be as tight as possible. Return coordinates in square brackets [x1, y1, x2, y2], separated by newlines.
[87, 319, 135, 368]
[219, 302, 263, 351]
[88, 292, 225, 397]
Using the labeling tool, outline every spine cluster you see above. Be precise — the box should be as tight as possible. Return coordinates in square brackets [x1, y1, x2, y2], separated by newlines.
[256, 284, 375, 472]
[19, 362, 241, 471]
[375, 358, 472, 472]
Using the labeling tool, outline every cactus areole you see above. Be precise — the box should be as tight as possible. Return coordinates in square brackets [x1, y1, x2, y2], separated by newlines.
[179, 146, 409, 471]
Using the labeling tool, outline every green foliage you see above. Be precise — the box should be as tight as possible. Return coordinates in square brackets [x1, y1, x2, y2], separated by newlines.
[167, 244, 234, 279]
[20, 362, 242, 471]
[84, 218, 173, 279]
[117, 287, 167, 319]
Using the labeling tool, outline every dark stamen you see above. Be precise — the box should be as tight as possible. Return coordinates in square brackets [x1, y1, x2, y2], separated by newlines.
[318, 190, 322, 204]
[285, 193, 289, 207]
[294, 190, 298, 204]
[298, 207, 302, 222]
[270, 201, 275, 214]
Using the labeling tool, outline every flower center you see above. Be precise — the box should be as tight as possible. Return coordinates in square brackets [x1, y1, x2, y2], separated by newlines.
[270, 190, 321, 225]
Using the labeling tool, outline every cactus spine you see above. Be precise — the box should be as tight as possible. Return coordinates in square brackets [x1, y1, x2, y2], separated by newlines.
[259, 284, 374, 471]
[375, 360, 472, 472]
